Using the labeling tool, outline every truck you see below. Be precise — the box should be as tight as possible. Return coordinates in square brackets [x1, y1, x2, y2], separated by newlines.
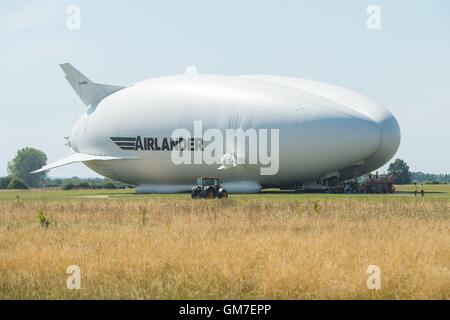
[338, 174, 396, 194]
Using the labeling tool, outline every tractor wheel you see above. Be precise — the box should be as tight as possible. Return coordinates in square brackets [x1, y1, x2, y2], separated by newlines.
[191, 187, 201, 199]
[206, 189, 215, 199]
[219, 188, 228, 199]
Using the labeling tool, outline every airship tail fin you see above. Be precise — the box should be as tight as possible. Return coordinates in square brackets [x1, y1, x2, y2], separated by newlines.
[60, 63, 125, 106]
[31, 153, 135, 174]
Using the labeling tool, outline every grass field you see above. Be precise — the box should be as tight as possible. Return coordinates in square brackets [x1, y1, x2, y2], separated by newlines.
[0, 185, 449, 299]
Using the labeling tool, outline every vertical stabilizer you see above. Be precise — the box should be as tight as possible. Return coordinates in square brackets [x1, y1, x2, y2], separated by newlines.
[60, 63, 125, 106]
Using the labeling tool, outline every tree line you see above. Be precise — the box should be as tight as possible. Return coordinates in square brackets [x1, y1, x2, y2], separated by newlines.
[410, 172, 450, 184]
[387, 159, 450, 184]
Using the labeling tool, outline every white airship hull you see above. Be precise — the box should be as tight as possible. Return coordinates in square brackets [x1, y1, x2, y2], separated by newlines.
[34, 64, 401, 193]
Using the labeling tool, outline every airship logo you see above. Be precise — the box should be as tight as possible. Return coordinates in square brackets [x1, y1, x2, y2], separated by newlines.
[111, 137, 191, 151]
[110, 137, 138, 150]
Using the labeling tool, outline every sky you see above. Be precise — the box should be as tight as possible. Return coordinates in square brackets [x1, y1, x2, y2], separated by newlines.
[0, 0, 449, 177]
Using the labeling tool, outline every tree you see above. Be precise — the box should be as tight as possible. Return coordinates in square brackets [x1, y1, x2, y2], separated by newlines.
[102, 181, 117, 189]
[388, 159, 411, 184]
[62, 183, 74, 191]
[0, 176, 12, 189]
[8, 178, 28, 190]
[7, 148, 47, 188]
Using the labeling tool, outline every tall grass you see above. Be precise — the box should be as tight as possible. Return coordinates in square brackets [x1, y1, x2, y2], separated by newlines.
[0, 195, 449, 299]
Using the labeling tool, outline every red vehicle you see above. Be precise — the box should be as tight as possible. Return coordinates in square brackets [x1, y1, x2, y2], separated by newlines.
[360, 174, 396, 193]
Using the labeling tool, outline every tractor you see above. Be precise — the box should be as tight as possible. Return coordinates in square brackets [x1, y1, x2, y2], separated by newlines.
[191, 177, 228, 199]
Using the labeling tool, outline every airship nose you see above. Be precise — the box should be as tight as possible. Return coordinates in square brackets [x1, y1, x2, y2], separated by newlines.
[365, 109, 401, 170]
[293, 103, 383, 173]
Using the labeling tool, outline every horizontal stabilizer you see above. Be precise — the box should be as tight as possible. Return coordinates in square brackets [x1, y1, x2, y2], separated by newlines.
[60, 63, 125, 106]
[31, 153, 135, 174]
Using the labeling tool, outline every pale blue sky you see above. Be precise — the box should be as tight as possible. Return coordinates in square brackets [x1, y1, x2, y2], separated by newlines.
[1, 0, 449, 177]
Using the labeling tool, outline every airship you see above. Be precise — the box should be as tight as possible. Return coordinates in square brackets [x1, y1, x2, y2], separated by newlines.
[33, 63, 400, 193]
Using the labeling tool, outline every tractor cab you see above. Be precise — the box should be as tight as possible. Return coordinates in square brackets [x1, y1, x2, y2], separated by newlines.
[197, 177, 220, 188]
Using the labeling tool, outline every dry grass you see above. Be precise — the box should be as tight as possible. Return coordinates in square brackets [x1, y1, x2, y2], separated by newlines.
[0, 194, 449, 299]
